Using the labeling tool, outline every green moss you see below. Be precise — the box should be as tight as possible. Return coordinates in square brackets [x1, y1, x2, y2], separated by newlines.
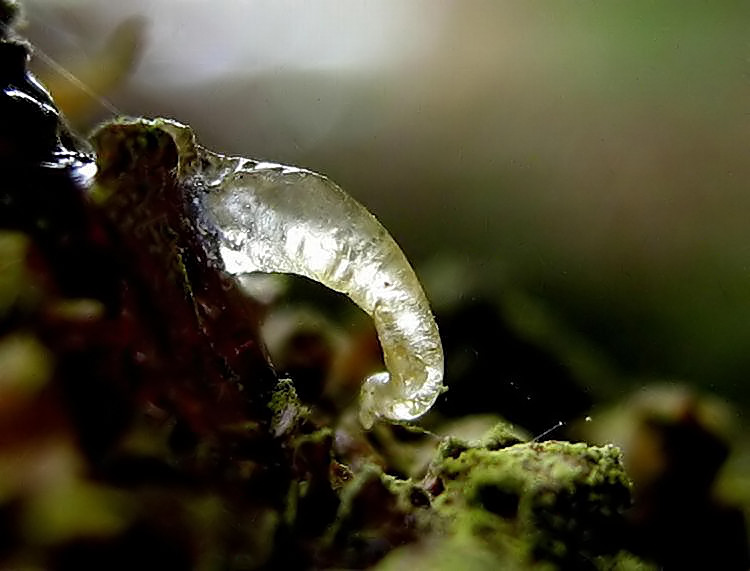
[429, 440, 639, 569]
[434, 436, 471, 460]
[89, 119, 179, 205]
[381, 473, 432, 513]
[269, 378, 307, 437]
[478, 419, 529, 450]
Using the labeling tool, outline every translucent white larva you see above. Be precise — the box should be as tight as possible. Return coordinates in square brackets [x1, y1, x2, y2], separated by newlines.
[159, 119, 444, 428]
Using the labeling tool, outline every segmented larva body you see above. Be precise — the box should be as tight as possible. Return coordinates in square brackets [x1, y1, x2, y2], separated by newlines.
[160, 120, 444, 428]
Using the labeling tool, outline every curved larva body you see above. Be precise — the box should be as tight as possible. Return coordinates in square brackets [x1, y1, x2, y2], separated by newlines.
[162, 120, 444, 428]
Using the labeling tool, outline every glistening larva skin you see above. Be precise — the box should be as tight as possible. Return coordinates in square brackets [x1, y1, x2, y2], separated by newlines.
[158, 119, 444, 428]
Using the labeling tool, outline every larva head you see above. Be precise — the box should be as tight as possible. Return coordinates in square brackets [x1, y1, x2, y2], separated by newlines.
[90, 119, 178, 202]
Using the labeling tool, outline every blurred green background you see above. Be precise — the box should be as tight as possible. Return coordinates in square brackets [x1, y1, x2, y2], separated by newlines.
[19, 0, 750, 418]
